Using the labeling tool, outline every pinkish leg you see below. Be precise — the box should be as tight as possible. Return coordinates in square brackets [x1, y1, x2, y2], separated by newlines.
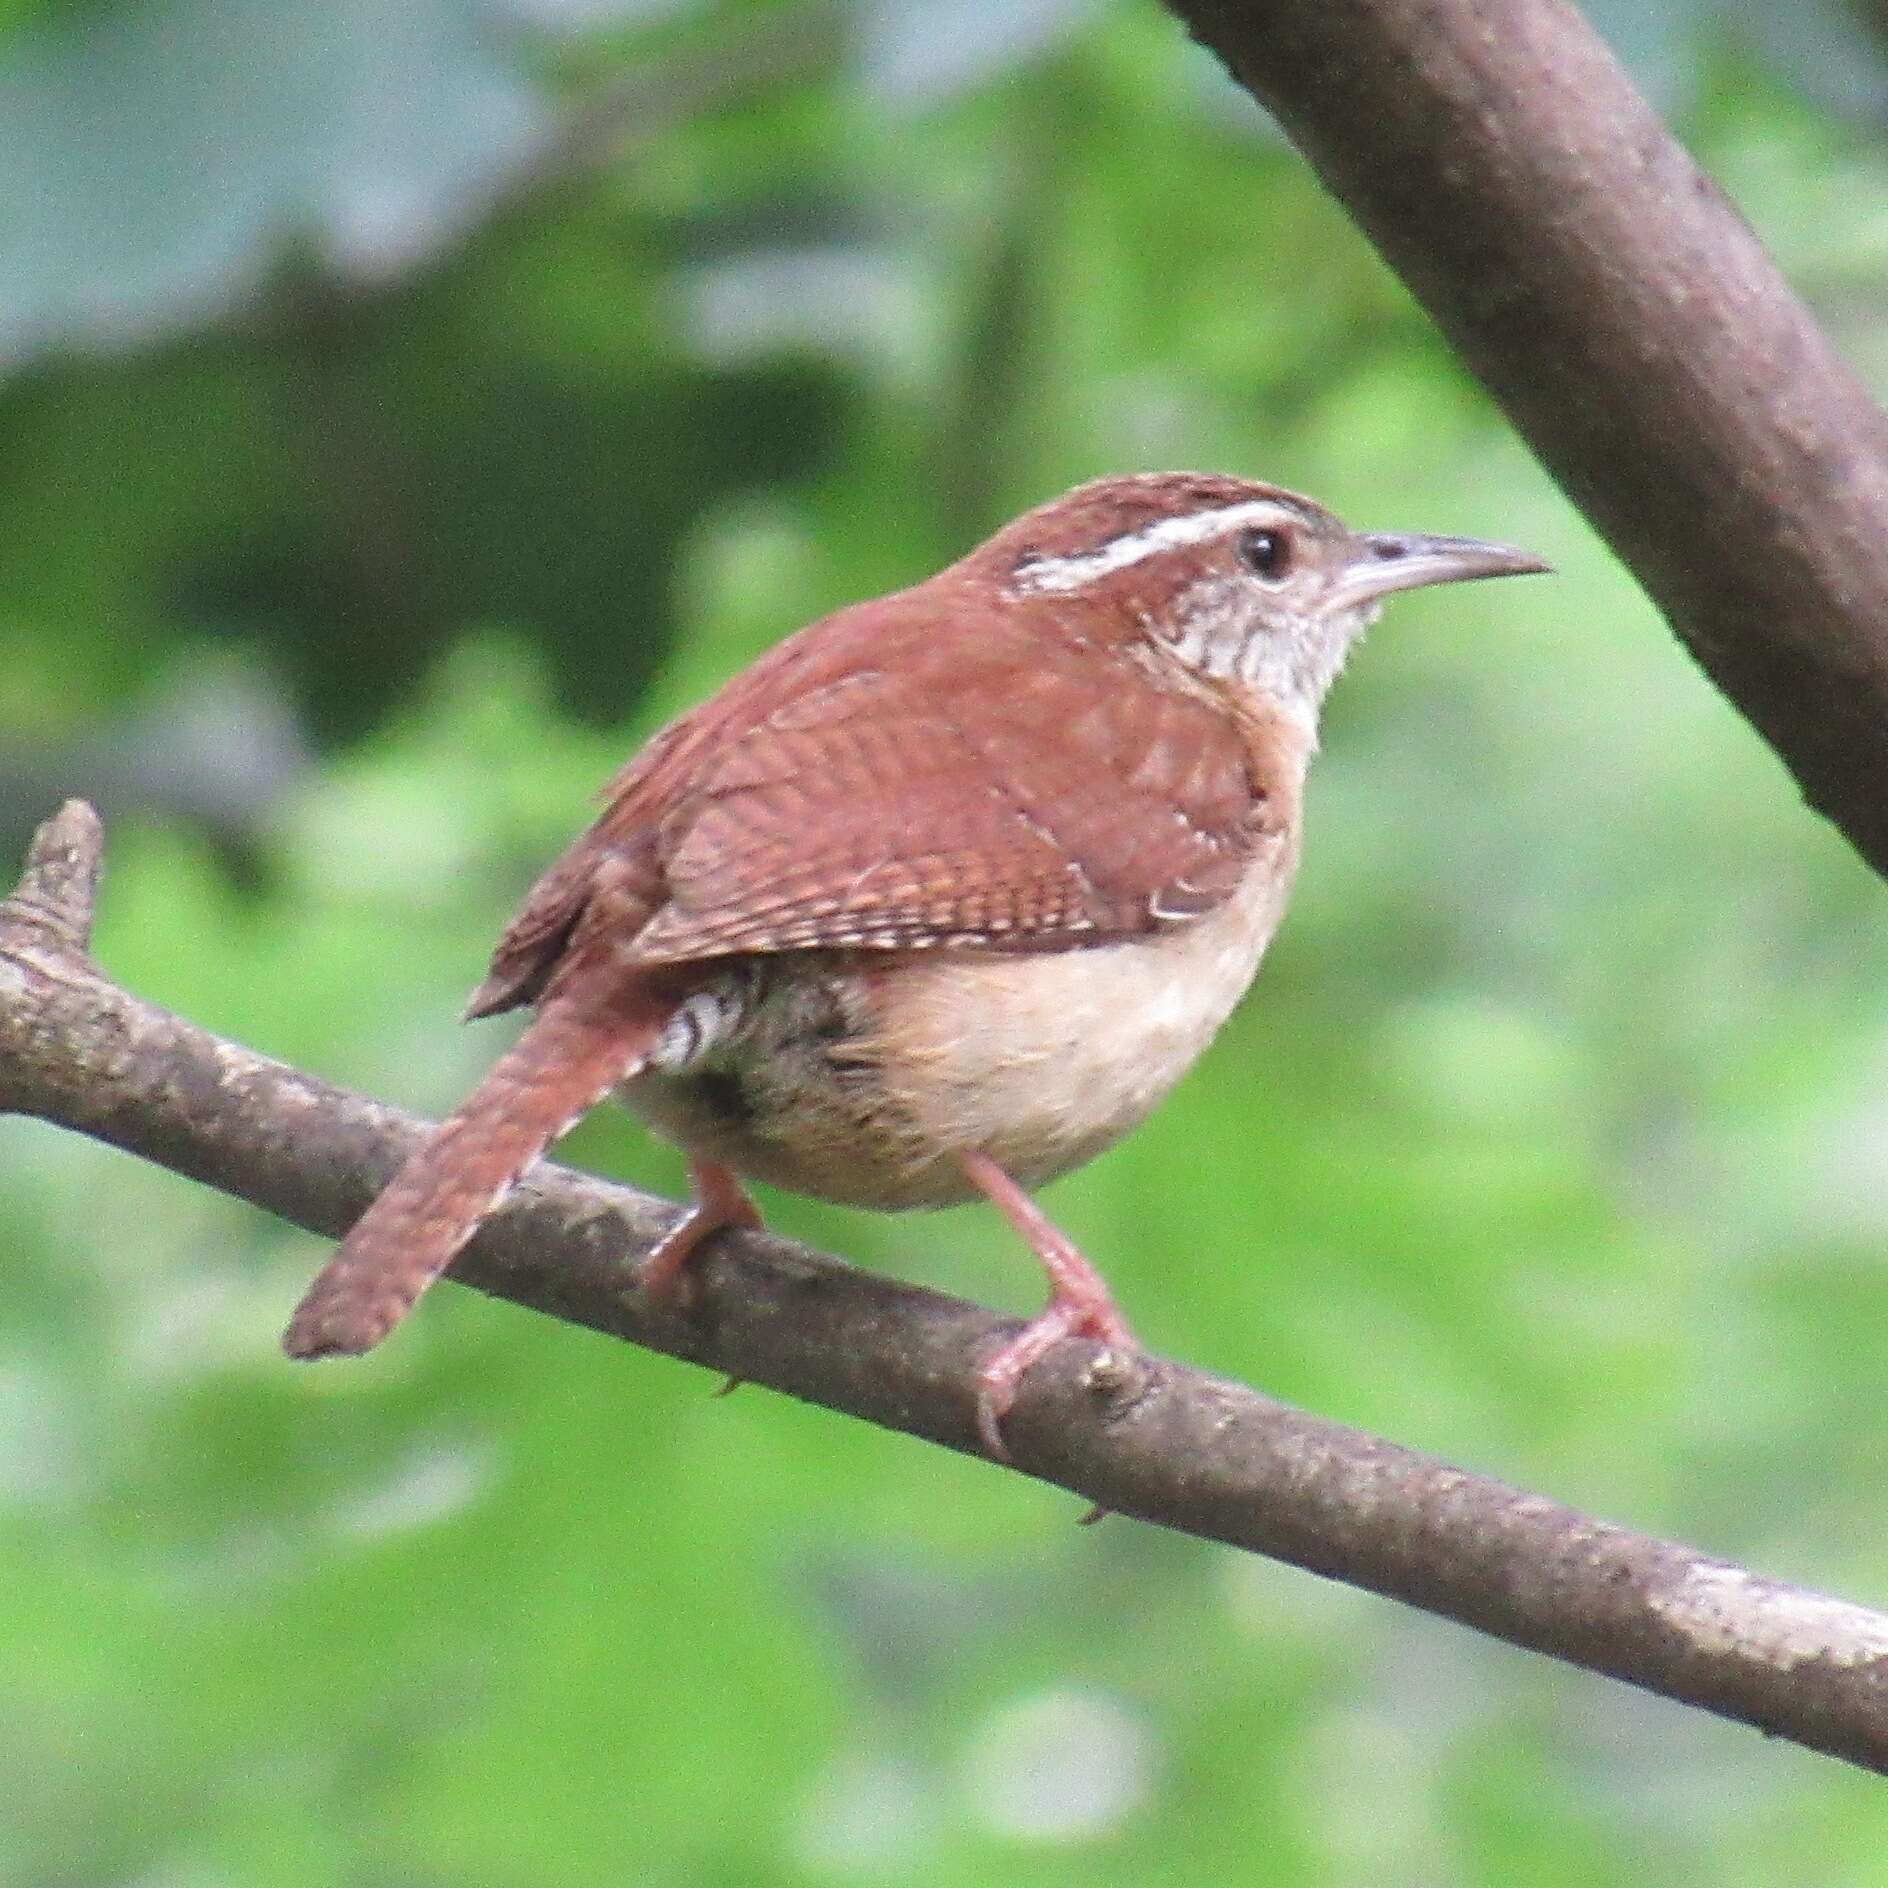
[956, 1150, 1139, 1460]
[641, 1155, 763, 1301]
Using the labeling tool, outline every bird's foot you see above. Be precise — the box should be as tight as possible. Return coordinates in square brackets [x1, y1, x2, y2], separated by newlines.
[955, 1148, 1140, 1462]
[974, 1288, 1139, 1462]
[641, 1155, 763, 1303]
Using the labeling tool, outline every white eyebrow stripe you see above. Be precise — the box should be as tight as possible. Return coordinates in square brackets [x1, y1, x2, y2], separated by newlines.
[1009, 499, 1299, 594]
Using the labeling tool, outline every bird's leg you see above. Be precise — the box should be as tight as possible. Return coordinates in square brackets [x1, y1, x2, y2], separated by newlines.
[956, 1149, 1140, 1459]
[641, 1154, 764, 1301]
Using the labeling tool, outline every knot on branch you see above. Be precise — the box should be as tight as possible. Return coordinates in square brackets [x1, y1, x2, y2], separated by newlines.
[1, 799, 105, 964]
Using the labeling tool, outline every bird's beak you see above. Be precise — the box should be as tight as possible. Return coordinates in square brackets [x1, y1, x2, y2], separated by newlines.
[1331, 532, 1551, 612]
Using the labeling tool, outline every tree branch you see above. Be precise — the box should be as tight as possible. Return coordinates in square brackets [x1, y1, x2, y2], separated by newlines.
[6, 803, 1888, 1771]
[1165, 0, 1888, 880]
[487, 3, 841, 231]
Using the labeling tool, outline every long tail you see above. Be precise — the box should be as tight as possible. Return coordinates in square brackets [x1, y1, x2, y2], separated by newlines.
[282, 982, 673, 1360]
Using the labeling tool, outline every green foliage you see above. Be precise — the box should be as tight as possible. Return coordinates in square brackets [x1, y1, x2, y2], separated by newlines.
[5, 2, 1888, 1882]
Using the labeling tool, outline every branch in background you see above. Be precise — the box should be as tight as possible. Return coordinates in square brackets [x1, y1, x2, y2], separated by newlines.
[6, 803, 1888, 1772]
[246, 1, 842, 336]
[1165, 0, 1888, 880]
[484, 2, 842, 238]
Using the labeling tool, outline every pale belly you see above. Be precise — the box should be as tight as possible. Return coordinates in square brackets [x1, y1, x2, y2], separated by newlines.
[626, 854, 1294, 1210]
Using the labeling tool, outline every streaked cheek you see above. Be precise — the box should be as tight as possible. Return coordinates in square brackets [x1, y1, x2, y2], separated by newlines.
[1163, 576, 1252, 679]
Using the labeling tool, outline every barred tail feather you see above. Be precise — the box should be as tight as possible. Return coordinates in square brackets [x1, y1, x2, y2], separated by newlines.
[282, 985, 672, 1360]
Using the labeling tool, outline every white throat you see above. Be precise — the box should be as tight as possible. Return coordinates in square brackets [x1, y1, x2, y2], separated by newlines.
[1154, 576, 1374, 732]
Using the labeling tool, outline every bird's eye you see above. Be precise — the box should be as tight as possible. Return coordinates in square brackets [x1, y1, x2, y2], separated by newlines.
[1236, 527, 1293, 581]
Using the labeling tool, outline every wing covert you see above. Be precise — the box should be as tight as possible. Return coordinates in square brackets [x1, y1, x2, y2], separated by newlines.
[629, 653, 1274, 964]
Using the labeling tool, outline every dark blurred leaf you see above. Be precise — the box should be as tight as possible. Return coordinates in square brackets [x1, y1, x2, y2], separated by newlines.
[0, 0, 550, 365]
[0, 652, 312, 875]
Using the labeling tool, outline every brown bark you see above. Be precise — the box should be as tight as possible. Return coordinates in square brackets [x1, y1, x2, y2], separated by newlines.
[6, 802, 1888, 1774]
[1167, 0, 1888, 878]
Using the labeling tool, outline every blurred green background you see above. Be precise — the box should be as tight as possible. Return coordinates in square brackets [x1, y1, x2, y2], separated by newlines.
[4, 0, 1888, 1880]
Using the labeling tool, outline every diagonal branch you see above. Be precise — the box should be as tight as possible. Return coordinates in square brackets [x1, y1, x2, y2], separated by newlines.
[1164, 0, 1888, 880]
[241, 3, 841, 336]
[5, 803, 1888, 1771]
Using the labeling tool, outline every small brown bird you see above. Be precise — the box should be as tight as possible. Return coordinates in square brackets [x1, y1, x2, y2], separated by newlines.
[283, 472, 1545, 1452]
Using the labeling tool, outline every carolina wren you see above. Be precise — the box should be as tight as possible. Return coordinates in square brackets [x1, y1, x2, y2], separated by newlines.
[283, 472, 1545, 1453]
